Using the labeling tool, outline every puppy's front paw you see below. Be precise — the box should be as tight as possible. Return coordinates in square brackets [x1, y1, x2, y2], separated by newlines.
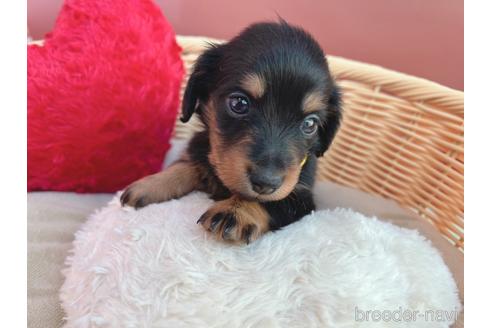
[198, 198, 270, 244]
[120, 162, 200, 209]
[120, 177, 157, 208]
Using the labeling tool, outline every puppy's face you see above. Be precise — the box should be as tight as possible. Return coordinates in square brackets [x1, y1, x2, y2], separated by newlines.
[181, 22, 342, 201]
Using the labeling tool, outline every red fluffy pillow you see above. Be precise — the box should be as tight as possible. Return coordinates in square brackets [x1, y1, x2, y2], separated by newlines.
[28, 0, 183, 192]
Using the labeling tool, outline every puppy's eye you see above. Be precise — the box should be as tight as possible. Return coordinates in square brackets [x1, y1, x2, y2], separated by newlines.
[301, 115, 319, 136]
[227, 93, 250, 116]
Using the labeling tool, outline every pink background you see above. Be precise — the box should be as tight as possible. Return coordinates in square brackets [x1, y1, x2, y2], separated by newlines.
[28, 0, 463, 90]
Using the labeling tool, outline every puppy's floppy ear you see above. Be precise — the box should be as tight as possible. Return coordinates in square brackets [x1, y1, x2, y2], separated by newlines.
[181, 44, 222, 123]
[315, 85, 342, 157]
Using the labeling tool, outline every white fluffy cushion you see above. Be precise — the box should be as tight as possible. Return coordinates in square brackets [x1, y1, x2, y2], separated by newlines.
[61, 192, 461, 327]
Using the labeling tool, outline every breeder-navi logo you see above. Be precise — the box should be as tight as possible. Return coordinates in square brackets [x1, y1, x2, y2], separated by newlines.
[355, 306, 460, 323]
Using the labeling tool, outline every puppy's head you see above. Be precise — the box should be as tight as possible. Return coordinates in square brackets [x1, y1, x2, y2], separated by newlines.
[181, 21, 342, 201]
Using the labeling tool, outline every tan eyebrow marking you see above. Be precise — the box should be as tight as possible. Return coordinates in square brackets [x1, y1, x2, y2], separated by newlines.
[302, 91, 326, 114]
[240, 73, 266, 99]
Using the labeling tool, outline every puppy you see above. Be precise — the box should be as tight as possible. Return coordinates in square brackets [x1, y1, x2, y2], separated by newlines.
[121, 21, 342, 244]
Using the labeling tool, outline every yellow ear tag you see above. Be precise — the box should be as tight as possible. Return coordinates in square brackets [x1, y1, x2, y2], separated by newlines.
[300, 155, 308, 168]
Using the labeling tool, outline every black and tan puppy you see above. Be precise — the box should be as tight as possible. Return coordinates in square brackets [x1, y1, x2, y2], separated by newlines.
[121, 21, 342, 244]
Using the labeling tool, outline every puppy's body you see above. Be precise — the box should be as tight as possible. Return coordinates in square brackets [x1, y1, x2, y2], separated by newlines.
[121, 22, 342, 243]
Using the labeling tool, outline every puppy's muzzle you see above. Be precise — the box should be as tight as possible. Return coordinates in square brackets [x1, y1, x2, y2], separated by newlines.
[248, 168, 284, 195]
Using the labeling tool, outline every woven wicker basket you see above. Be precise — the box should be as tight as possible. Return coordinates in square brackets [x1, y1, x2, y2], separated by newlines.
[175, 36, 464, 252]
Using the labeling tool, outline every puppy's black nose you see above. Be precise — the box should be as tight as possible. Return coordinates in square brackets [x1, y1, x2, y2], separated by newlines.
[249, 171, 283, 195]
